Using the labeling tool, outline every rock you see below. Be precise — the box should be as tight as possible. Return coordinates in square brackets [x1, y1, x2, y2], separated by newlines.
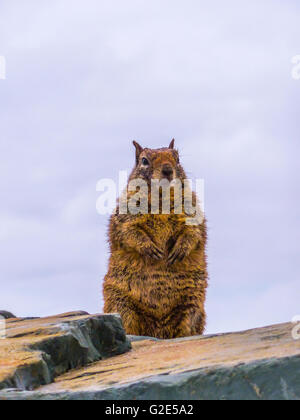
[0, 312, 131, 392]
[127, 335, 160, 342]
[0, 311, 16, 319]
[0, 320, 299, 400]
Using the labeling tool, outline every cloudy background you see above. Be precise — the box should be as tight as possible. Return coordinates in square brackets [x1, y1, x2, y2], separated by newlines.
[0, 0, 299, 333]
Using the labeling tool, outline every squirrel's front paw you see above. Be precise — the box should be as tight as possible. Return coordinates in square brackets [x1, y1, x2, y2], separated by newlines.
[167, 236, 191, 265]
[140, 241, 164, 260]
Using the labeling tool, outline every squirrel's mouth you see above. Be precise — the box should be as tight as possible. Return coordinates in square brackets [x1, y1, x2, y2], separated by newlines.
[152, 170, 175, 182]
[161, 165, 175, 181]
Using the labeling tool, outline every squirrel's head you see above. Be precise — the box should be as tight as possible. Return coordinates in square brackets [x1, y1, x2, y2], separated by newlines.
[131, 139, 185, 183]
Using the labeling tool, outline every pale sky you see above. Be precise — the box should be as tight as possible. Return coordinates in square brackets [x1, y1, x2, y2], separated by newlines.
[0, 0, 299, 334]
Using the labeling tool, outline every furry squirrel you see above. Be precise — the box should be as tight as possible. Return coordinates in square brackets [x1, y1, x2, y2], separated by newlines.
[103, 139, 208, 339]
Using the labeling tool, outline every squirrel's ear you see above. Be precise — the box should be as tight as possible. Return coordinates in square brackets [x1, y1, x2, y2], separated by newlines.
[133, 141, 143, 165]
[169, 139, 175, 149]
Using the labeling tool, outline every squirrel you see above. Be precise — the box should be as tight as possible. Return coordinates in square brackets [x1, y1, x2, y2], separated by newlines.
[103, 139, 208, 339]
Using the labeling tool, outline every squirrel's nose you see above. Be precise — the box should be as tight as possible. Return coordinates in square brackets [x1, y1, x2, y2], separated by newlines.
[162, 165, 174, 178]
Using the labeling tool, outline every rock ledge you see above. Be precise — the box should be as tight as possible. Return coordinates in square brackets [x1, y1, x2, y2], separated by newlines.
[0, 316, 299, 400]
[0, 312, 131, 391]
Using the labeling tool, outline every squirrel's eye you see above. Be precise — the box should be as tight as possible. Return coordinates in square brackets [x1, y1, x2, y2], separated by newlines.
[142, 158, 149, 166]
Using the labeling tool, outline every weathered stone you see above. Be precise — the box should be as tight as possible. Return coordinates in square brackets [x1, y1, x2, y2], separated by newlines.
[0, 312, 131, 392]
[0, 311, 16, 320]
[0, 321, 299, 400]
[127, 335, 160, 342]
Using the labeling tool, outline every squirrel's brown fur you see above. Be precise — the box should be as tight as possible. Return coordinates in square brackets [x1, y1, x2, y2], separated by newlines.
[103, 140, 208, 339]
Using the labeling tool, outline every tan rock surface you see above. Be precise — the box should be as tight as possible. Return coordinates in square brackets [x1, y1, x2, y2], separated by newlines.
[41, 322, 299, 394]
[0, 316, 299, 400]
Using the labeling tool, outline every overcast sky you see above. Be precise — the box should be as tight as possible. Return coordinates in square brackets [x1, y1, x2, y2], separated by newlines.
[0, 0, 299, 334]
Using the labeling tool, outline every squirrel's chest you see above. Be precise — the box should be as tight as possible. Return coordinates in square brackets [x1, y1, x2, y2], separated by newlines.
[144, 214, 179, 246]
